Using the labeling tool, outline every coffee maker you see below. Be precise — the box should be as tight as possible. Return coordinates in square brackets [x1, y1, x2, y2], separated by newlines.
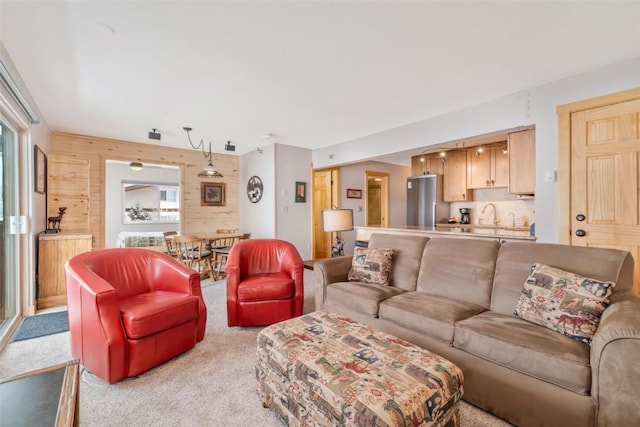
[459, 208, 471, 224]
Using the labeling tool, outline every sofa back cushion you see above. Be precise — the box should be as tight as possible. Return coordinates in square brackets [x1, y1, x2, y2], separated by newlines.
[491, 242, 634, 316]
[416, 237, 500, 308]
[368, 233, 430, 291]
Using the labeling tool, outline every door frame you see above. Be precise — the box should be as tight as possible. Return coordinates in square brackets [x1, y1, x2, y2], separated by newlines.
[365, 170, 389, 228]
[311, 167, 339, 259]
[557, 87, 640, 244]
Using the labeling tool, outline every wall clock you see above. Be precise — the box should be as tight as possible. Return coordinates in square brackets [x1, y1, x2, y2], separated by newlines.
[247, 175, 263, 203]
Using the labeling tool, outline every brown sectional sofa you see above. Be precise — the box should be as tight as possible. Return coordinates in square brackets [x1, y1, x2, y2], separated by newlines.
[314, 233, 640, 426]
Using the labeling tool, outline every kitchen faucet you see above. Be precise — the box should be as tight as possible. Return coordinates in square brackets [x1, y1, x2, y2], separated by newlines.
[481, 203, 499, 225]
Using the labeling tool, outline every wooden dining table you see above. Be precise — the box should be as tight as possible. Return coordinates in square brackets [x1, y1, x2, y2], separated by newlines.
[197, 233, 243, 279]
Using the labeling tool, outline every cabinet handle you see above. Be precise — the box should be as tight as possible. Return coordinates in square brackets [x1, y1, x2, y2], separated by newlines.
[575, 229, 586, 237]
[491, 179, 495, 186]
[486, 180, 490, 187]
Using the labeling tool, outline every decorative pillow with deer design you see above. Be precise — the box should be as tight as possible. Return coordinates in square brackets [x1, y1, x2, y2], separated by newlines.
[513, 263, 616, 345]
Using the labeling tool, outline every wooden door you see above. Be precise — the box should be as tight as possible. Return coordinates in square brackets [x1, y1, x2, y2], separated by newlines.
[570, 97, 640, 292]
[312, 169, 337, 259]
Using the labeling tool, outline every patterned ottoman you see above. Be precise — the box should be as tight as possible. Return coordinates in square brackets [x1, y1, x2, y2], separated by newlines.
[256, 311, 464, 426]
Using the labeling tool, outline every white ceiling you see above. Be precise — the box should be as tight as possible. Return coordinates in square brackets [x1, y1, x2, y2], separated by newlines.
[2, 1, 640, 158]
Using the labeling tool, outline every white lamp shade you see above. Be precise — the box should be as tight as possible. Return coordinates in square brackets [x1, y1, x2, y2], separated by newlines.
[322, 209, 354, 232]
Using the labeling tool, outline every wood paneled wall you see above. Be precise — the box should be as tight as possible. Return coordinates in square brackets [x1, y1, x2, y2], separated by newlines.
[51, 132, 239, 249]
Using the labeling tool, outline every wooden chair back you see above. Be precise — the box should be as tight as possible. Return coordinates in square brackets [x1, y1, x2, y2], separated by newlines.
[172, 236, 214, 280]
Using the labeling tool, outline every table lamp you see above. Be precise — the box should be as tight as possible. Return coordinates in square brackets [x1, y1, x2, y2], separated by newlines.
[321, 209, 354, 257]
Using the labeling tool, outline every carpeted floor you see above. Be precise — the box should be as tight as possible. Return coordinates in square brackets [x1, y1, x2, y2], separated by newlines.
[0, 272, 511, 426]
[11, 310, 69, 342]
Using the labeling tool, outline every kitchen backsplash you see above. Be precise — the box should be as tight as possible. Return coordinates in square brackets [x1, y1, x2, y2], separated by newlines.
[449, 188, 535, 228]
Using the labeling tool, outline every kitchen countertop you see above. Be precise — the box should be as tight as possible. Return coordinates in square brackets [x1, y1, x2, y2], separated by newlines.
[354, 224, 536, 241]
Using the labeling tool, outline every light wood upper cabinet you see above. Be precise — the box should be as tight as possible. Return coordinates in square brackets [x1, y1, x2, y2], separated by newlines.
[466, 145, 509, 189]
[411, 154, 444, 176]
[508, 129, 536, 194]
[443, 150, 473, 202]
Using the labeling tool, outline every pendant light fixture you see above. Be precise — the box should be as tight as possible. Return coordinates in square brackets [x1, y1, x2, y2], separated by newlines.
[183, 127, 223, 178]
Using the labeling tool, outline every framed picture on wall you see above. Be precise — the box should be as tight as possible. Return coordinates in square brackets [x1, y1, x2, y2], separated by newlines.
[346, 188, 362, 199]
[295, 181, 306, 203]
[34, 145, 47, 194]
[201, 182, 226, 206]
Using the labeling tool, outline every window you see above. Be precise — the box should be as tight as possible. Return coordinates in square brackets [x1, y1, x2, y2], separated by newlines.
[123, 181, 180, 223]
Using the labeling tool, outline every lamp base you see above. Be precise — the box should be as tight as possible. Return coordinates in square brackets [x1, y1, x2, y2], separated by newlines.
[331, 237, 344, 257]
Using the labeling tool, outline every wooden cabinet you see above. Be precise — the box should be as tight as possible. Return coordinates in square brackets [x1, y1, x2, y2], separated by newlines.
[38, 233, 92, 309]
[466, 144, 509, 189]
[411, 154, 444, 176]
[508, 129, 535, 194]
[443, 150, 473, 202]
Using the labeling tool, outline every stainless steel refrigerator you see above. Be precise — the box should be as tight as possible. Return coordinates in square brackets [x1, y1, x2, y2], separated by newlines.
[406, 175, 450, 227]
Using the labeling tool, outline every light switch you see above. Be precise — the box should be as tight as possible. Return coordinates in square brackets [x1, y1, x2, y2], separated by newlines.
[544, 169, 557, 183]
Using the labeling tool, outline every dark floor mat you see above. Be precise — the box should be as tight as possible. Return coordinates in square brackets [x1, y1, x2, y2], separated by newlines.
[11, 311, 69, 342]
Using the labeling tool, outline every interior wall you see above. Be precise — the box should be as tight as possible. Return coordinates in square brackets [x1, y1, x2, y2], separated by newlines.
[51, 132, 239, 249]
[312, 56, 640, 244]
[104, 161, 180, 248]
[338, 161, 411, 255]
[274, 143, 312, 260]
[239, 144, 276, 240]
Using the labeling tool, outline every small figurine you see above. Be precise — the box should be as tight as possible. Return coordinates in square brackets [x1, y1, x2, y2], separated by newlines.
[46, 207, 67, 233]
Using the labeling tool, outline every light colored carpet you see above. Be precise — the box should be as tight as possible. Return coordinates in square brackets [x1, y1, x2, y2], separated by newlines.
[0, 270, 511, 426]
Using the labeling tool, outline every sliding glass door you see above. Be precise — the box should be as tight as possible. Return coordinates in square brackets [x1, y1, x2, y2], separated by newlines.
[0, 119, 19, 339]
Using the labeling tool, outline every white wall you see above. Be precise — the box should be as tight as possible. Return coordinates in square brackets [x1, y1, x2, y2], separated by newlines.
[313, 56, 640, 243]
[338, 161, 411, 254]
[239, 144, 276, 239]
[274, 144, 312, 260]
[104, 161, 179, 248]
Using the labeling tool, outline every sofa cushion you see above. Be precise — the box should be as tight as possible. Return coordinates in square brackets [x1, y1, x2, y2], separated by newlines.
[416, 237, 500, 308]
[513, 263, 615, 345]
[368, 233, 429, 291]
[325, 281, 406, 317]
[347, 247, 394, 285]
[119, 290, 200, 339]
[492, 242, 633, 316]
[454, 311, 591, 394]
[379, 292, 486, 343]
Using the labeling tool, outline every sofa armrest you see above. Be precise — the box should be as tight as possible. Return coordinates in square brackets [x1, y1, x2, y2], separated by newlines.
[313, 256, 352, 310]
[590, 291, 640, 426]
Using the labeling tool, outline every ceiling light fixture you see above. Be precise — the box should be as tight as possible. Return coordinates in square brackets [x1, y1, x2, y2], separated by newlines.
[183, 127, 223, 178]
[130, 162, 143, 171]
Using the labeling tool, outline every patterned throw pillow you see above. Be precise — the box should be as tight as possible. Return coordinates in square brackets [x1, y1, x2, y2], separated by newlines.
[513, 263, 616, 345]
[347, 248, 394, 286]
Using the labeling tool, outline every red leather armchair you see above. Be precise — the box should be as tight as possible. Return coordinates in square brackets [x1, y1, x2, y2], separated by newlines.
[226, 239, 304, 327]
[65, 248, 207, 384]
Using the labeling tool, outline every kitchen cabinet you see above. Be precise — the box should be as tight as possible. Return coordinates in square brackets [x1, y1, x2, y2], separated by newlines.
[508, 129, 535, 194]
[443, 150, 473, 202]
[37, 232, 93, 309]
[466, 145, 509, 189]
[411, 154, 444, 176]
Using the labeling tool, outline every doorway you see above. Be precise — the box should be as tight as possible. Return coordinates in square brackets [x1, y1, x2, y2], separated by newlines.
[365, 171, 389, 228]
[312, 168, 339, 259]
[558, 87, 640, 294]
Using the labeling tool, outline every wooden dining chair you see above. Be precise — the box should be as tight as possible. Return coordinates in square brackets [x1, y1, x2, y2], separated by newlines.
[173, 236, 215, 281]
[163, 231, 179, 259]
[211, 229, 241, 280]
